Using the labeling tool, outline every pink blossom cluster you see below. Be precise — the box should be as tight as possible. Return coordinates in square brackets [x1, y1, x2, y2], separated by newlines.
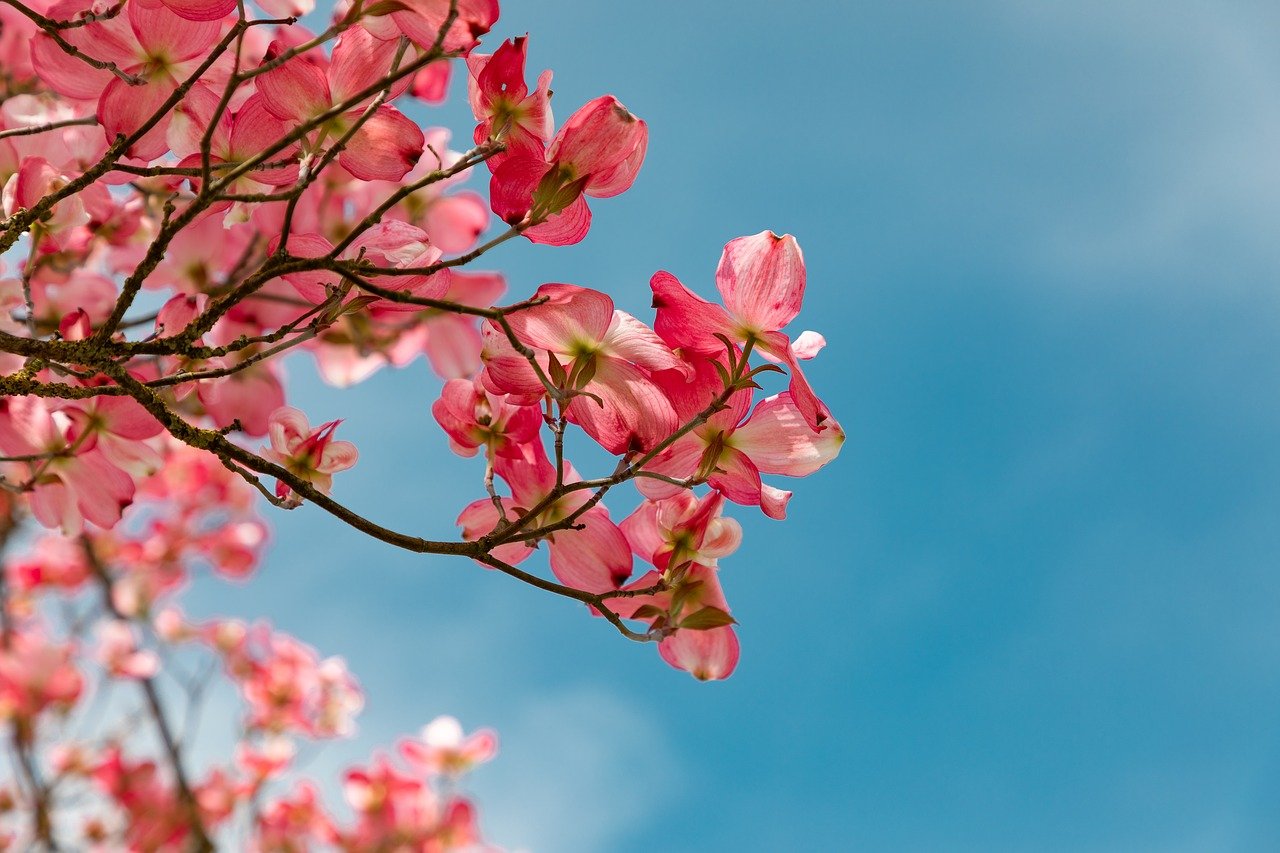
[0, 451, 500, 849]
[0, 0, 844, 844]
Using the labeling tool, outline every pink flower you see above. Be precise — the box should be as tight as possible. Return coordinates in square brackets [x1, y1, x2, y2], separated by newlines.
[261, 406, 358, 502]
[483, 282, 687, 454]
[255, 27, 424, 182]
[639, 372, 845, 519]
[350, 130, 491, 254]
[432, 377, 541, 459]
[467, 36, 553, 166]
[0, 626, 83, 721]
[652, 231, 833, 431]
[32, 1, 224, 159]
[490, 95, 648, 246]
[170, 90, 298, 222]
[63, 395, 165, 478]
[399, 715, 497, 776]
[458, 442, 634, 593]
[0, 396, 136, 535]
[364, 0, 499, 53]
[197, 360, 286, 437]
[614, 563, 740, 681]
[621, 491, 742, 573]
[95, 620, 160, 680]
[2, 157, 88, 250]
[236, 736, 295, 783]
[278, 221, 448, 307]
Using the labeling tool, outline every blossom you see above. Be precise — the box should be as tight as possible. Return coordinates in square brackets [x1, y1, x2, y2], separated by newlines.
[261, 407, 358, 501]
[467, 36, 553, 165]
[399, 715, 497, 776]
[490, 95, 648, 245]
[652, 231, 833, 431]
[614, 563, 740, 681]
[255, 26, 424, 182]
[639, 371, 845, 519]
[457, 441, 634, 592]
[0, 627, 83, 721]
[483, 282, 686, 453]
[432, 377, 541, 458]
[95, 620, 160, 680]
[0, 396, 136, 535]
[621, 491, 742, 573]
[32, 1, 224, 159]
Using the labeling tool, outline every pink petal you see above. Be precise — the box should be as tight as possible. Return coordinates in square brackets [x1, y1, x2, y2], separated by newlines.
[504, 283, 614, 352]
[422, 315, 483, 380]
[601, 310, 690, 375]
[522, 194, 592, 246]
[98, 76, 180, 161]
[791, 330, 826, 360]
[30, 25, 116, 100]
[155, 0, 235, 23]
[266, 405, 311, 454]
[167, 84, 229, 160]
[457, 498, 531, 566]
[716, 231, 806, 334]
[61, 451, 134, 529]
[340, 106, 424, 182]
[619, 501, 664, 565]
[389, 0, 498, 52]
[707, 447, 781, 518]
[424, 192, 490, 253]
[277, 233, 339, 303]
[650, 271, 736, 354]
[445, 270, 507, 309]
[546, 95, 647, 198]
[492, 442, 557, 508]
[649, 352, 752, 425]
[95, 397, 164, 440]
[328, 24, 412, 105]
[137, 0, 228, 33]
[758, 331, 832, 432]
[634, 434, 703, 501]
[317, 439, 358, 474]
[548, 507, 633, 592]
[198, 367, 284, 436]
[411, 60, 451, 103]
[28, 480, 81, 536]
[566, 357, 678, 455]
[488, 153, 548, 224]
[659, 624, 739, 681]
[731, 392, 845, 477]
[256, 44, 331, 121]
[228, 96, 299, 185]
[469, 37, 529, 111]
[480, 324, 546, 400]
[760, 484, 793, 520]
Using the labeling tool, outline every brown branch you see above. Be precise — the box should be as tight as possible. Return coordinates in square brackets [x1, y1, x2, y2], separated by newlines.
[0, 116, 96, 141]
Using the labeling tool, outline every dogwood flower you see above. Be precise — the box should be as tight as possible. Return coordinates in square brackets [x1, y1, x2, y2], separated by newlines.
[261, 407, 358, 502]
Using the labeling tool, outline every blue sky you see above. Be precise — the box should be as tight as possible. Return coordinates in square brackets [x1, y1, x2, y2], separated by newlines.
[190, 1, 1280, 849]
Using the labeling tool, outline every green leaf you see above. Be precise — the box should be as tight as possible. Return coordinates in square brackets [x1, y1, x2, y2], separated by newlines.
[629, 604, 666, 621]
[748, 363, 786, 378]
[546, 354, 566, 387]
[679, 605, 737, 631]
[710, 358, 732, 391]
[669, 579, 704, 615]
[572, 354, 598, 390]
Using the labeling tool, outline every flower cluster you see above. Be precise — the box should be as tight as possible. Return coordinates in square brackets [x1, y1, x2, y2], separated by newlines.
[0, 0, 844, 845]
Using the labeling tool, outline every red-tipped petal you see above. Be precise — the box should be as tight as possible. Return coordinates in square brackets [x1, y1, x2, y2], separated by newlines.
[548, 507, 633, 592]
[716, 231, 806, 334]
